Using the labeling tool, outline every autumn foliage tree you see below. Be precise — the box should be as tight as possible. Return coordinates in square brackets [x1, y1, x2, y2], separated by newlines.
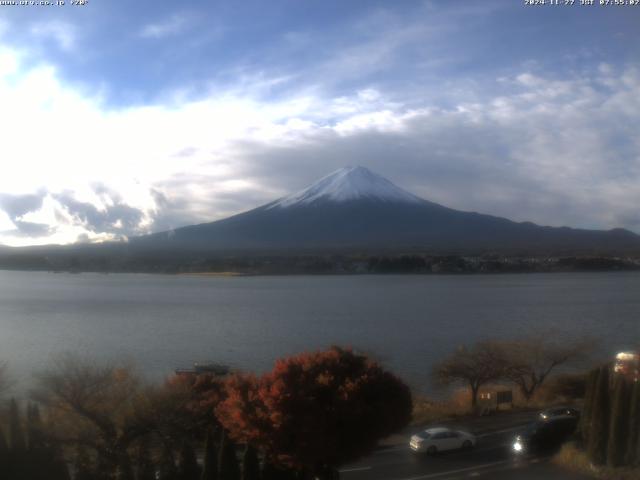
[216, 347, 412, 479]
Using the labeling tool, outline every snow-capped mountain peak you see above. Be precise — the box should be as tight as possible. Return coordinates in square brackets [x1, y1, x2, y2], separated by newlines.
[269, 166, 424, 209]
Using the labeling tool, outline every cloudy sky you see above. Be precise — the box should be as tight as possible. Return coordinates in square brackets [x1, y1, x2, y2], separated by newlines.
[0, 1, 638, 246]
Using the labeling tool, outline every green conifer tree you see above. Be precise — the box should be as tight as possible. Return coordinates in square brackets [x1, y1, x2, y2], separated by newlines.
[178, 440, 200, 480]
[25, 403, 47, 480]
[157, 444, 178, 480]
[201, 429, 218, 480]
[9, 398, 26, 452]
[116, 452, 135, 480]
[218, 431, 240, 480]
[26, 403, 45, 450]
[260, 459, 278, 480]
[0, 426, 9, 477]
[8, 398, 28, 480]
[607, 375, 631, 467]
[626, 381, 640, 466]
[579, 368, 599, 445]
[49, 448, 72, 480]
[73, 446, 95, 480]
[587, 365, 611, 465]
[240, 445, 260, 480]
[95, 452, 113, 480]
[260, 460, 297, 480]
[135, 438, 156, 480]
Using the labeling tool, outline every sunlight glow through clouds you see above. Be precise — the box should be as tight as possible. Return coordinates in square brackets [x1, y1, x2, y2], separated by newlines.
[0, 45, 399, 246]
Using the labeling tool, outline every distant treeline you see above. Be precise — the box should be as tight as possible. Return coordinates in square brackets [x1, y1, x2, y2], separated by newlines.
[0, 250, 639, 275]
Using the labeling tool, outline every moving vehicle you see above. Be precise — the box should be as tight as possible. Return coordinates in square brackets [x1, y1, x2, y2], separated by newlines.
[538, 406, 580, 421]
[512, 417, 578, 454]
[410, 427, 476, 454]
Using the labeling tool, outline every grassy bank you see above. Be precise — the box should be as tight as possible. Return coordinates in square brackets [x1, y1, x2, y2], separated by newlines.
[412, 379, 584, 426]
[554, 443, 640, 480]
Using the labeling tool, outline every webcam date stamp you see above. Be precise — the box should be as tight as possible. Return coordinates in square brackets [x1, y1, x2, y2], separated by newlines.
[524, 0, 640, 5]
[0, 0, 88, 6]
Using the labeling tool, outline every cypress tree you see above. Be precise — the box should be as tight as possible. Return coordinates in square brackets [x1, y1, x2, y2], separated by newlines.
[37, 438, 71, 480]
[626, 381, 640, 466]
[8, 398, 26, 452]
[261, 459, 297, 480]
[157, 444, 178, 480]
[26, 403, 45, 451]
[579, 368, 599, 445]
[0, 426, 9, 477]
[218, 431, 240, 480]
[178, 440, 200, 480]
[49, 448, 71, 480]
[95, 452, 114, 480]
[73, 446, 95, 480]
[116, 453, 135, 480]
[260, 459, 279, 480]
[135, 438, 156, 480]
[240, 445, 260, 480]
[587, 365, 611, 465]
[8, 398, 28, 480]
[25, 403, 46, 480]
[201, 428, 218, 480]
[607, 375, 631, 467]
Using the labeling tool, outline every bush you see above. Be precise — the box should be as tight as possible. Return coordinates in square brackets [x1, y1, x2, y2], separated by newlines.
[553, 442, 596, 477]
[411, 391, 470, 425]
[546, 373, 587, 401]
[555, 442, 640, 480]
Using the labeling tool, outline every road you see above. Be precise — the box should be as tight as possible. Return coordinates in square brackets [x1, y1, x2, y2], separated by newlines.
[339, 416, 591, 480]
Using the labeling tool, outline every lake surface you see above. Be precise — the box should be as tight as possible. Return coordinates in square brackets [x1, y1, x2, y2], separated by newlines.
[0, 270, 638, 393]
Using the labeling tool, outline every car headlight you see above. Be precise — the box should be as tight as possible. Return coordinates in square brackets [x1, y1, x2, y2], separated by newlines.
[513, 440, 524, 453]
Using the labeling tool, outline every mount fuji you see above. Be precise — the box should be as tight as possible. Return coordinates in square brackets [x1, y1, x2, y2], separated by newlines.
[131, 166, 640, 254]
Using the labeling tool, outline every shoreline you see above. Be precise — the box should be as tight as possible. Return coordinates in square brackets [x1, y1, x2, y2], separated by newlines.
[1, 267, 640, 277]
[176, 271, 254, 277]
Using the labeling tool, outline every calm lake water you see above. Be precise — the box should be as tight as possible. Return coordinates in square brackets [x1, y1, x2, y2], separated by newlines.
[1, 270, 638, 392]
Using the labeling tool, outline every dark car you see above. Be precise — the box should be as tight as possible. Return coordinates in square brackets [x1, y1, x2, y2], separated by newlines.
[512, 416, 578, 454]
[538, 406, 580, 421]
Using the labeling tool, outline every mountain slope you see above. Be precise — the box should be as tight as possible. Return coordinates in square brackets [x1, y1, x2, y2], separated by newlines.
[130, 166, 640, 254]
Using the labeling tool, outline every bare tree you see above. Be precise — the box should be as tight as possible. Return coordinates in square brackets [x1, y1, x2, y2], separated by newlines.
[432, 341, 508, 409]
[498, 335, 595, 401]
[31, 354, 151, 477]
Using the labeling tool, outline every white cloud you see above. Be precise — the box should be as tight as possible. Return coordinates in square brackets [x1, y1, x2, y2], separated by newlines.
[0, 18, 9, 37]
[30, 21, 77, 51]
[140, 14, 190, 39]
[0, 47, 19, 77]
[0, 41, 640, 246]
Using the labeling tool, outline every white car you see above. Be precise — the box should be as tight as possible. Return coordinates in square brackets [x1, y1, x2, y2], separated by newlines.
[409, 427, 476, 454]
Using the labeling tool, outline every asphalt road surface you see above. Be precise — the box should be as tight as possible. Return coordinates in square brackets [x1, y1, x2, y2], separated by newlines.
[339, 423, 591, 480]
